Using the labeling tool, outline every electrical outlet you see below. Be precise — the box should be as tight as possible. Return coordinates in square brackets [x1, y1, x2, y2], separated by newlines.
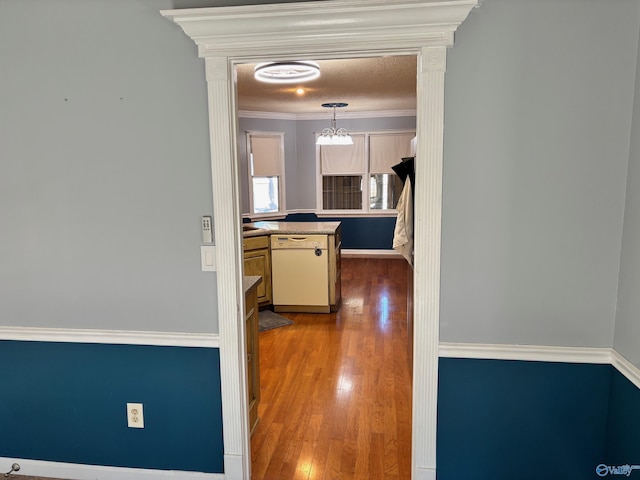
[127, 403, 144, 428]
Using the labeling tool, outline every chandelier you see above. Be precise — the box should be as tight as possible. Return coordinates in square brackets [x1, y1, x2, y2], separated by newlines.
[316, 103, 353, 146]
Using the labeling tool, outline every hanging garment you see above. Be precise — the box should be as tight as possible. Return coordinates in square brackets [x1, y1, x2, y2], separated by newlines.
[392, 157, 415, 189]
[393, 179, 413, 266]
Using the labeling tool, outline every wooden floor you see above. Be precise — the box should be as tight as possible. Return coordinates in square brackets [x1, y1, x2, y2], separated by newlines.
[251, 258, 413, 480]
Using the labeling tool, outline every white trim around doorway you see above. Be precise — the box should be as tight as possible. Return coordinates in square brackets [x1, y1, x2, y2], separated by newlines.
[161, 2, 479, 478]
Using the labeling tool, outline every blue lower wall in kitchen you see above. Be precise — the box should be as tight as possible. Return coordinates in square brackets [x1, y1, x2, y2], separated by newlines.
[0, 340, 224, 473]
[285, 213, 396, 249]
[437, 358, 612, 480]
[604, 369, 640, 467]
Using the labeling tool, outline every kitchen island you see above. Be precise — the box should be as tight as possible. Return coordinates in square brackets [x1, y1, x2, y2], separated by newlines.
[242, 221, 341, 313]
[243, 221, 341, 237]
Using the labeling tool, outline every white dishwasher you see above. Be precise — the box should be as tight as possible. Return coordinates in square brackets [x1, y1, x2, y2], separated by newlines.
[271, 234, 329, 312]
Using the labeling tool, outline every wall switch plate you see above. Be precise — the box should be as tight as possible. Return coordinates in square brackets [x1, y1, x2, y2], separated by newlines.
[127, 403, 144, 428]
[201, 245, 216, 272]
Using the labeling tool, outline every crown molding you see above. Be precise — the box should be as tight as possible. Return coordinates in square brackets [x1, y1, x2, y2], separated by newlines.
[238, 110, 297, 120]
[161, 0, 477, 58]
[238, 109, 417, 120]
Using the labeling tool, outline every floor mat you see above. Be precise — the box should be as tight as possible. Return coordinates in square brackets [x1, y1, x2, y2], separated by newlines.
[258, 310, 294, 332]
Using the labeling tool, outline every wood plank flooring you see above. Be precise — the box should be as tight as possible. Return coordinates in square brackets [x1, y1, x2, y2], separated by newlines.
[251, 258, 413, 480]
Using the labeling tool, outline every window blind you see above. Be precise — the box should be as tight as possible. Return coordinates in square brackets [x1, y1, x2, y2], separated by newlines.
[320, 134, 366, 175]
[369, 133, 415, 174]
[250, 135, 283, 176]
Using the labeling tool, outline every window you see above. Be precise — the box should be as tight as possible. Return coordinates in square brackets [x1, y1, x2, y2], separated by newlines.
[323, 176, 363, 210]
[319, 134, 366, 211]
[247, 132, 285, 215]
[369, 132, 414, 210]
[317, 131, 415, 214]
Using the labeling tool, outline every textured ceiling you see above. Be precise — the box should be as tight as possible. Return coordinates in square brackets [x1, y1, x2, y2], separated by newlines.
[236, 55, 417, 114]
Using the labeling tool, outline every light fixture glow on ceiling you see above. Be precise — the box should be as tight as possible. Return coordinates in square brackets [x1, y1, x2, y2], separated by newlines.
[254, 61, 320, 84]
[316, 103, 353, 146]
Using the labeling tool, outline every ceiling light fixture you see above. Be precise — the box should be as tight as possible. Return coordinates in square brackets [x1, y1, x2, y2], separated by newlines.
[316, 103, 353, 146]
[254, 61, 320, 84]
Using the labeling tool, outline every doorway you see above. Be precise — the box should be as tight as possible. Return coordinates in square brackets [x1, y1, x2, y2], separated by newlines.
[161, 2, 478, 478]
[236, 54, 417, 477]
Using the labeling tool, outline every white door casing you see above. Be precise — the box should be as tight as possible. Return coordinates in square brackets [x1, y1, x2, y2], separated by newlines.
[161, 2, 478, 479]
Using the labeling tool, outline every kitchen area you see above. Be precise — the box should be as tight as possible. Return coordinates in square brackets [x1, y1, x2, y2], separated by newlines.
[235, 58, 415, 445]
[243, 221, 342, 313]
[242, 220, 342, 434]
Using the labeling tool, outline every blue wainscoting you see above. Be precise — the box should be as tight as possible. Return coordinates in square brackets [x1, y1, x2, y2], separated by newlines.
[604, 369, 640, 467]
[285, 213, 397, 250]
[0, 341, 224, 473]
[437, 358, 612, 480]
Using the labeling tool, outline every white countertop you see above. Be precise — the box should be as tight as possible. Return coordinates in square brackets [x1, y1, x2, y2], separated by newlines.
[243, 221, 340, 237]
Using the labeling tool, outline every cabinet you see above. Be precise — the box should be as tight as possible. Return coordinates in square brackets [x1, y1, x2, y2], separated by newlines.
[243, 235, 272, 306]
[328, 225, 342, 312]
[244, 278, 261, 435]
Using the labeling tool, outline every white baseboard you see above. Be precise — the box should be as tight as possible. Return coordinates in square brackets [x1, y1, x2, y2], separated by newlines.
[439, 342, 640, 389]
[342, 249, 403, 259]
[0, 326, 220, 348]
[0, 458, 224, 480]
[222, 454, 245, 480]
[414, 466, 436, 480]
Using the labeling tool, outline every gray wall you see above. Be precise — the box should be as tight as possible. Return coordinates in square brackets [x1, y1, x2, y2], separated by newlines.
[0, 0, 217, 333]
[3, 0, 640, 350]
[439, 0, 639, 347]
[614, 19, 640, 369]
